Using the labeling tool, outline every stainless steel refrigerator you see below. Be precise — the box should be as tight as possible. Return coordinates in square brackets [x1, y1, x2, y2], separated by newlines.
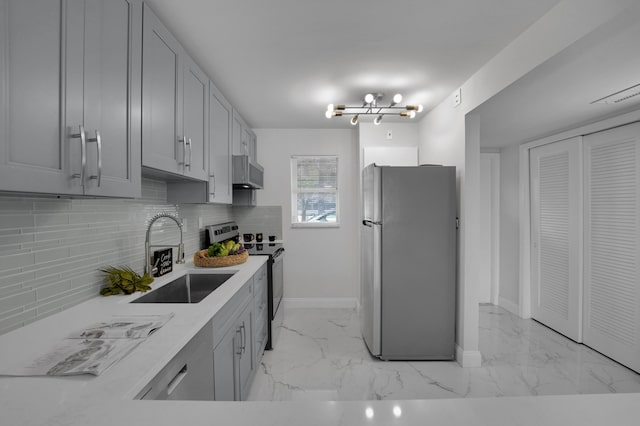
[360, 164, 457, 360]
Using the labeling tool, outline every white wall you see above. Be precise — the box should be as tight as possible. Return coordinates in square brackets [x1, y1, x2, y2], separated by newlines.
[255, 129, 359, 306]
[499, 144, 520, 313]
[417, 0, 636, 366]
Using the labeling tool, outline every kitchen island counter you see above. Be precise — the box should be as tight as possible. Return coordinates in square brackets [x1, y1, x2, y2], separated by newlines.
[1, 255, 640, 425]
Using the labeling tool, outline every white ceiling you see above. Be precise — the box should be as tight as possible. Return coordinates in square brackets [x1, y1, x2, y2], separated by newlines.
[476, 5, 640, 148]
[144, 0, 561, 129]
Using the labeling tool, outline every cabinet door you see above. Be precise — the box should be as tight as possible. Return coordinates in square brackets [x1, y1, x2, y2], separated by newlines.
[182, 55, 208, 181]
[209, 83, 233, 204]
[142, 3, 182, 175]
[213, 323, 238, 401]
[0, 0, 82, 195]
[83, 0, 141, 197]
[237, 301, 254, 400]
[249, 130, 257, 162]
[232, 111, 248, 156]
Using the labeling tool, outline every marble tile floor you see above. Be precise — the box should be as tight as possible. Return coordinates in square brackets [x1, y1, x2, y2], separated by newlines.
[247, 304, 640, 401]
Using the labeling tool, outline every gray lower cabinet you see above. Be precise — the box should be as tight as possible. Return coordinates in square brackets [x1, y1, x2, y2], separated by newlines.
[212, 289, 254, 401]
[137, 321, 214, 401]
[0, 0, 142, 197]
[142, 3, 208, 181]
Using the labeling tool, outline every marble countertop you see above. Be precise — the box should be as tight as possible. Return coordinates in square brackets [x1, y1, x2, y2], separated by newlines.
[2, 256, 640, 426]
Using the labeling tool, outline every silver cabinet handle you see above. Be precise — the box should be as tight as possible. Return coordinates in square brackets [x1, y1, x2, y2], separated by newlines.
[209, 173, 216, 197]
[70, 125, 86, 182]
[178, 136, 186, 167]
[235, 327, 243, 355]
[240, 323, 246, 354]
[87, 130, 102, 187]
[185, 138, 192, 170]
[166, 364, 188, 395]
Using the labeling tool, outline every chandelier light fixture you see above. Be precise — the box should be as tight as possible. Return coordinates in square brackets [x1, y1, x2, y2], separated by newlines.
[325, 93, 423, 125]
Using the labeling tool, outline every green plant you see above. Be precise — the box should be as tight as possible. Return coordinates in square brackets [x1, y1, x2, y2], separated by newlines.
[100, 265, 154, 296]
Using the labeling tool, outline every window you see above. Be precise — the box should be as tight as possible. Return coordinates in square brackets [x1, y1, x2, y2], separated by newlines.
[291, 156, 339, 227]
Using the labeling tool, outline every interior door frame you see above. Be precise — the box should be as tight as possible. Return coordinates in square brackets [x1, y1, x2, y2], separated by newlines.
[519, 109, 640, 319]
[480, 152, 501, 305]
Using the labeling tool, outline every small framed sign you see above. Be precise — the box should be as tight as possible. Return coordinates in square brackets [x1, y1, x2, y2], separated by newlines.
[153, 248, 173, 277]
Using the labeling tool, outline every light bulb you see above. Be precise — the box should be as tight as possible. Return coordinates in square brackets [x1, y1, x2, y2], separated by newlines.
[393, 93, 403, 104]
[350, 115, 359, 126]
[325, 110, 332, 119]
[374, 115, 382, 125]
[409, 110, 416, 118]
[327, 104, 335, 112]
[364, 93, 375, 104]
[417, 104, 424, 112]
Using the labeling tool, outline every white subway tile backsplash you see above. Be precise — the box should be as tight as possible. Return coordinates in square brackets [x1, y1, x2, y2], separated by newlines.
[0, 178, 232, 335]
[0, 308, 37, 335]
[0, 290, 36, 313]
[0, 215, 35, 229]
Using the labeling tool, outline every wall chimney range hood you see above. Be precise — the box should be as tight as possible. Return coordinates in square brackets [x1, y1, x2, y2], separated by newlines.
[232, 155, 264, 189]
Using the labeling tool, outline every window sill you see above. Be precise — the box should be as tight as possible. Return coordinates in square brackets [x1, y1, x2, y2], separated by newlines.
[291, 222, 340, 228]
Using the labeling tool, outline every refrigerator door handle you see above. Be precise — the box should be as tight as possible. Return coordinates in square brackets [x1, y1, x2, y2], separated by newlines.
[362, 219, 382, 227]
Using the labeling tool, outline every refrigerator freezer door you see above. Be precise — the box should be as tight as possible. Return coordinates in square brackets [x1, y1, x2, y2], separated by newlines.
[379, 165, 456, 360]
[363, 164, 382, 222]
[360, 220, 381, 356]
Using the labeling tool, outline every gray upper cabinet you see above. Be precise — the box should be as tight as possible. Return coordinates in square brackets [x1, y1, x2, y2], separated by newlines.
[0, 0, 142, 197]
[142, 3, 182, 175]
[182, 56, 208, 181]
[142, 4, 208, 182]
[208, 83, 233, 204]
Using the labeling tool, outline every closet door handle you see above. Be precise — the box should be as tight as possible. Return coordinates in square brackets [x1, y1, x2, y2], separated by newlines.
[70, 125, 86, 183]
[87, 130, 102, 187]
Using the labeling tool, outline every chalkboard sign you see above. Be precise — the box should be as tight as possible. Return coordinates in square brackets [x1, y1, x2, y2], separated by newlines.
[153, 248, 173, 277]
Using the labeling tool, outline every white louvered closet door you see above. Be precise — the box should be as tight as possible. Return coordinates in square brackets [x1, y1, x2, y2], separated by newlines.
[583, 122, 640, 373]
[530, 137, 583, 342]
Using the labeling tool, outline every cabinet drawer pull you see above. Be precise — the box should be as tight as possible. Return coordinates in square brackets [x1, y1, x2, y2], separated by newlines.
[166, 364, 188, 395]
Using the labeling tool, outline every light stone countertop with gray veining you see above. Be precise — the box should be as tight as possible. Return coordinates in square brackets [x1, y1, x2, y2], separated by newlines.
[1, 256, 640, 426]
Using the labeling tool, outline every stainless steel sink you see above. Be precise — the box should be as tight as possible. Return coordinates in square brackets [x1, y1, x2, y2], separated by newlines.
[130, 273, 235, 304]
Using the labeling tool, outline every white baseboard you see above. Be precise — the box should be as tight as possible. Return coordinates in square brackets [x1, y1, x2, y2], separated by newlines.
[455, 345, 482, 367]
[283, 298, 358, 309]
[498, 296, 520, 316]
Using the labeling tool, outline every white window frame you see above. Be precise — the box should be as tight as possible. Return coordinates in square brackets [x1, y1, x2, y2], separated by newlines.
[290, 155, 340, 228]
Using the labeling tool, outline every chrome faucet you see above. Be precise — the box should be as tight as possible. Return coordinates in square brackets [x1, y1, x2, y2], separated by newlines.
[144, 213, 185, 276]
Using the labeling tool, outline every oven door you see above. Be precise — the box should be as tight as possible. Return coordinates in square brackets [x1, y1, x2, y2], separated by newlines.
[269, 249, 284, 349]
[271, 249, 284, 318]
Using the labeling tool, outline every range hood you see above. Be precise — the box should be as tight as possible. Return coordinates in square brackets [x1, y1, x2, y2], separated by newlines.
[232, 155, 264, 189]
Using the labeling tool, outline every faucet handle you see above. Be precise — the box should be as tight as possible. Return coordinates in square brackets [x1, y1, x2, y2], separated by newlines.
[175, 243, 185, 264]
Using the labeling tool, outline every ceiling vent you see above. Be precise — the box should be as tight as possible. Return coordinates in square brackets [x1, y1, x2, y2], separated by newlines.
[591, 83, 640, 105]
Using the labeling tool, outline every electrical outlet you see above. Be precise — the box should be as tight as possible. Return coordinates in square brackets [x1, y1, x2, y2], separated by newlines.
[452, 88, 462, 108]
[386, 130, 393, 140]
